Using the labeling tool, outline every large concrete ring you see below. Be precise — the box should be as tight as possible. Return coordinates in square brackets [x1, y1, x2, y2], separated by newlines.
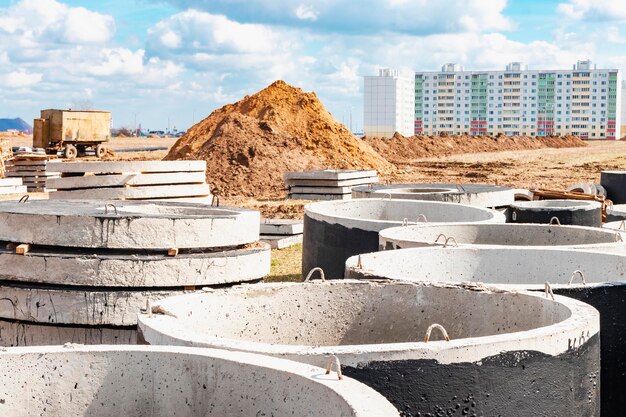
[138, 280, 599, 417]
[0, 344, 399, 417]
[351, 183, 514, 207]
[607, 204, 626, 222]
[0, 320, 136, 346]
[0, 242, 270, 287]
[0, 200, 260, 249]
[601, 171, 626, 204]
[379, 222, 626, 252]
[345, 247, 626, 416]
[303, 199, 505, 278]
[508, 199, 602, 227]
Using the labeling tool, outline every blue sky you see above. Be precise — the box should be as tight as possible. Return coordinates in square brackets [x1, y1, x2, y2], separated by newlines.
[1, 0, 625, 132]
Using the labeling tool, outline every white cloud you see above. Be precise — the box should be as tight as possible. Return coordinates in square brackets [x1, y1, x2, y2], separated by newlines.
[295, 4, 318, 21]
[147, 10, 279, 55]
[63, 7, 116, 44]
[3, 70, 42, 88]
[163, 0, 512, 34]
[557, 0, 626, 21]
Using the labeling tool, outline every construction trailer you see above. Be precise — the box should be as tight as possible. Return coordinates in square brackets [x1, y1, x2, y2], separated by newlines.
[33, 109, 111, 159]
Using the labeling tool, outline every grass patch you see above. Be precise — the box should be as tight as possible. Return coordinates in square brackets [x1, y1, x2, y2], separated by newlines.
[265, 243, 302, 282]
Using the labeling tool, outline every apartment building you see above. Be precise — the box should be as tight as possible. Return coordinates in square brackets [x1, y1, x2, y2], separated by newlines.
[363, 69, 414, 137]
[621, 80, 626, 137]
[365, 61, 622, 139]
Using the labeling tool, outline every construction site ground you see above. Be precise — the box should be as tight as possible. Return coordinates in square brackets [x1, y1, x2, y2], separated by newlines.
[3, 135, 626, 280]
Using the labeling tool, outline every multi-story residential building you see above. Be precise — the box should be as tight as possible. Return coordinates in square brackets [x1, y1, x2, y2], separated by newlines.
[621, 80, 626, 138]
[365, 61, 622, 139]
[363, 68, 414, 137]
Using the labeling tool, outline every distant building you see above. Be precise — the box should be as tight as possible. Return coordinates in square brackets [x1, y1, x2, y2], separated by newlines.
[363, 68, 414, 137]
[621, 81, 626, 138]
[365, 60, 622, 139]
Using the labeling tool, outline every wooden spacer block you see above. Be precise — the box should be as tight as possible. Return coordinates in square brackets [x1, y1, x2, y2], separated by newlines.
[167, 248, 179, 256]
[16, 243, 30, 255]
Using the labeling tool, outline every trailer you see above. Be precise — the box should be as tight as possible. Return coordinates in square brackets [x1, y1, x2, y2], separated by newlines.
[33, 109, 111, 159]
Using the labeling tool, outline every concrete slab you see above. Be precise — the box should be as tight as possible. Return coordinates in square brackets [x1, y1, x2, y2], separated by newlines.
[352, 183, 515, 208]
[0, 185, 27, 195]
[139, 280, 599, 417]
[285, 176, 379, 187]
[46, 160, 206, 173]
[0, 178, 23, 187]
[303, 199, 506, 278]
[284, 170, 378, 181]
[0, 242, 271, 286]
[290, 193, 352, 200]
[0, 345, 399, 417]
[260, 218, 304, 235]
[49, 183, 211, 200]
[0, 200, 260, 249]
[289, 186, 352, 194]
[0, 321, 136, 346]
[261, 234, 303, 249]
[48, 172, 206, 189]
[379, 223, 626, 252]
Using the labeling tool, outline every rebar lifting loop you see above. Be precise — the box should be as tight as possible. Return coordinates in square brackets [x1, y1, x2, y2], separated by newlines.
[568, 270, 586, 285]
[416, 214, 428, 223]
[544, 281, 555, 300]
[424, 323, 450, 342]
[211, 194, 220, 207]
[456, 184, 466, 193]
[104, 203, 118, 215]
[18, 195, 29, 203]
[442, 237, 458, 248]
[619, 220, 626, 231]
[615, 232, 623, 242]
[325, 355, 343, 380]
[549, 217, 561, 225]
[382, 193, 392, 201]
[402, 218, 409, 227]
[304, 267, 326, 282]
[434, 233, 447, 244]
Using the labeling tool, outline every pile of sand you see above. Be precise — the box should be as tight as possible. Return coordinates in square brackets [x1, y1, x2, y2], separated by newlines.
[165, 81, 392, 197]
[364, 132, 586, 163]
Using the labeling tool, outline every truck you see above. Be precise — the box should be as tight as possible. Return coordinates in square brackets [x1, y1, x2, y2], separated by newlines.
[33, 109, 111, 159]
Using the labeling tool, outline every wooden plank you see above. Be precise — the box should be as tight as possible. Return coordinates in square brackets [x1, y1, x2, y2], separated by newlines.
[167, 248, 179, 256]
[47, 171, 206, 189]
[49, 183, 211, 200]
[46, 160, 206, 174]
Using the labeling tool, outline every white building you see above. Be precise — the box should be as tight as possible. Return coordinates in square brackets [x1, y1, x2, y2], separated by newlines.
[366, 61, 622, 139]
[363, 69, 414, 137]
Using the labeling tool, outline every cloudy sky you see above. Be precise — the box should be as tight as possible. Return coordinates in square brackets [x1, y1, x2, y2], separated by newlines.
[0, 0, 625, 132]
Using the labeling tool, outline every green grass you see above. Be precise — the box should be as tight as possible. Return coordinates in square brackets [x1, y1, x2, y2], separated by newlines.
[265, 243, 303, 282]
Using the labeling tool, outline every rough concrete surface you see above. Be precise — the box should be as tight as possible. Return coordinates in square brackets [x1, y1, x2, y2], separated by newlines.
[0, 243, 271, 286]
[138, 280, 599, 416]
[352, 183, 515, 208]
[0, 345, 399, 416]
[379, 222, 626, 251]
[0, 200, 260, 249]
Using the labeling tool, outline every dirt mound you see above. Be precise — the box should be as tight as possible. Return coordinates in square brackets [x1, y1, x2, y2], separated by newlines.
[165, 80, 392, 197]
[364, 133, 586, 163]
